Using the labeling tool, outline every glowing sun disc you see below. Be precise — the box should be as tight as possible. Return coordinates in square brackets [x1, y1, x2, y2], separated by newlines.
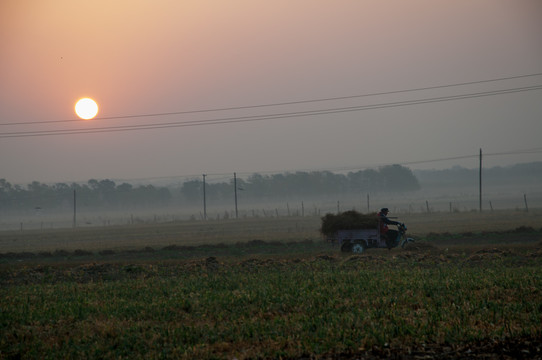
[75, 98, 98, 119]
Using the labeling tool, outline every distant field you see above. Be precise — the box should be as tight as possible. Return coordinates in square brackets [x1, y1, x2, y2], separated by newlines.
[0, 209, 540, 254]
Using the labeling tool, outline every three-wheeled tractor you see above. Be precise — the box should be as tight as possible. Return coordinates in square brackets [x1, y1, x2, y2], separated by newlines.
[330, 223, 414, 254]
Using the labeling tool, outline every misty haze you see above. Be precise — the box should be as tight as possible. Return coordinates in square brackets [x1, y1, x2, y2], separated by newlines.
[1, 161, 541, 231]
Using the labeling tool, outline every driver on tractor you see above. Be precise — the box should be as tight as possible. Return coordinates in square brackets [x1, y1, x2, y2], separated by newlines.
[377, 208, 400, 249]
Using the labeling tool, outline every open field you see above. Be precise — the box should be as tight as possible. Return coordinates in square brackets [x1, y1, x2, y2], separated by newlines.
[1, 209, 541, 254]
[1, 210, 541, 359]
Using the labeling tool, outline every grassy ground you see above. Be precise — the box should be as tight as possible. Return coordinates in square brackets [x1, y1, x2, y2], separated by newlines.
[1, 241, 541, 359]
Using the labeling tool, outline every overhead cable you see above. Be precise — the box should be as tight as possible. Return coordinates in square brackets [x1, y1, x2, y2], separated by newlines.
[1, 84, 541, 139]
[1, 72, 542, 127]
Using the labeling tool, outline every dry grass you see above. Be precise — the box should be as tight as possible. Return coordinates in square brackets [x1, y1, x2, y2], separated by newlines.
[0, 209, 540, 254]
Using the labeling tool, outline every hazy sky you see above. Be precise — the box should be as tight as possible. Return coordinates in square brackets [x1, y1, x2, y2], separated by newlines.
[1, 1, 541, 185]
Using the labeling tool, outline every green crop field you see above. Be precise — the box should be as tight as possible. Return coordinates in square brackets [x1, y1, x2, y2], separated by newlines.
[1, 210, 541, 359]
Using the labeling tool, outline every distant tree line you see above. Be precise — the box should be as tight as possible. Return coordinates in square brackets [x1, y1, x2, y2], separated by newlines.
[3, 162, 540, 214]
[0, 165, 420, 212]
[413, 162, 542, 189]
[0, 178, 172, 213]
[180, 165, 420, 204]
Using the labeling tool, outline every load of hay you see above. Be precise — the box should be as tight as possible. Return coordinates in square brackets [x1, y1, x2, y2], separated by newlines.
[320, 210, 379, 236]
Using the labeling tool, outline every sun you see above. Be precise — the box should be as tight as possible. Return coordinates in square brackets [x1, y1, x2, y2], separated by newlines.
[75, 98, 99, 120]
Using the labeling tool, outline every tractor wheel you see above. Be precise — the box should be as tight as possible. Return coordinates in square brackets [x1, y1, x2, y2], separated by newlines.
[401, 237, 415, 248]
[341, 241, 353, 252]
[351, 242, 365, 254]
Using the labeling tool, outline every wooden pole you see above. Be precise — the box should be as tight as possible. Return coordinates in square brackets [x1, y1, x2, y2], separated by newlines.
[202, 174, 207, 220]
[73, 189, 76, 228]
[234, 172, 238, 219]
[524, 194, 529, 212]
[479, 148, 482, 213]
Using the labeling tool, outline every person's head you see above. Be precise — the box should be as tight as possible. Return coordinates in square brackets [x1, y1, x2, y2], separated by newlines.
[380, 208, 389, 215]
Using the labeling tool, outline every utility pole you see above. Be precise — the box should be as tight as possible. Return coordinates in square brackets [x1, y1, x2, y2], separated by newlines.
[73, 189, 76, 228]
[234, 172, 238, 219]
[479, 148, 482, 213]
[202, 174, 207, 220]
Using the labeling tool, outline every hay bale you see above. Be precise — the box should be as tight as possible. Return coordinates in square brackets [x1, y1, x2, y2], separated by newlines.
[320, 210, 379, 236]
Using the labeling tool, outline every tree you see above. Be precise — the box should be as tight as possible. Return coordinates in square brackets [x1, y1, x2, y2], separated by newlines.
[379, 165, 420, 191]
[246, 173, 268, 198]
[116, 183, 134, 207]
[180, 179, 203, 203]
[348, 169, 383, 193]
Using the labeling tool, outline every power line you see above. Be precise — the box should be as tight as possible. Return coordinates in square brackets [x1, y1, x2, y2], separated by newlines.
[387, 148, 542, 167]
[183, 147, 542, 180]
[6, 147, 541, 186]
[1, 84, 541, 139]
[1, 72, 542, 127]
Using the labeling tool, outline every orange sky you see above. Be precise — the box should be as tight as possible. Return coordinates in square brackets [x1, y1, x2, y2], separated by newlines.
[1, 1, 541, 184]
